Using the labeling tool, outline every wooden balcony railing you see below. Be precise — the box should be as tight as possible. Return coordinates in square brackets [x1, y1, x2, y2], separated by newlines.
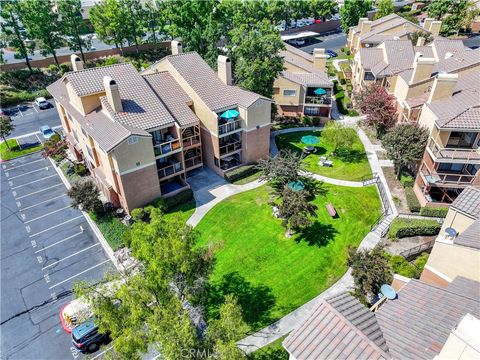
[184, 155, 202, 169]
[428, 138, 480, 162]
[305, 96, 331, 105]
[218, 119, 242, 136]
[182, 135, 201, 148]
[158, 163, 183, 179]
[220, 140, 242, 156]
[153, 138, 182, 157]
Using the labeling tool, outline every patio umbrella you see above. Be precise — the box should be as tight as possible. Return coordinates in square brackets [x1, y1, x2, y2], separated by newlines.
[301, 135, 320, 144]
[219, 109, 239, 119]
[288, 180, 305, 192]
[313, 88, 327, 95]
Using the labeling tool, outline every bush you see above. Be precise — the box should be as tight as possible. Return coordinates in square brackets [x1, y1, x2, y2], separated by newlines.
[338, 71, 345, 84]
[163, 188, 194, 210]
[387, 218, 441, 239]
[399, 173, 414, 188]
[405, 187, 421, 212]
[390, 255, 417, 278]
[420, 207, 449, 218]
[301, 115, 310, 126]
[131, 208, 146, 222]
[74, 163, 88, 176]
[413, 252, 429, 271]
[312, 117, 321, 126]
[225, 164, 259, 183]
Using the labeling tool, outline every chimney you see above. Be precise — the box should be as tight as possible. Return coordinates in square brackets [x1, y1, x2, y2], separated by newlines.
[103, 76, 123, 113]
[217, 55, 232, 85]
[314, 53, 328, 72]
[410, 56, 436, 83]
[171, 40, 183, 55]
[313, 48, 325, 56]
[423, 18, 434, 30]
[70, 54, 84, 71]
[358, 17, 368, 31]
[427, 73, 458, 103]
[361, 20, 372, 33]
[429, 21, 442, 36]
[416, 36, 426, 47]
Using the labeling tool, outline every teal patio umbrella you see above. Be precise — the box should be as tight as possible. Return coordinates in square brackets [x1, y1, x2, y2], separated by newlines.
[219, 109, 239, 119]
[313, 88, 327, 95]
[288, 180, 305, 192]
[301, 135, 319, 144]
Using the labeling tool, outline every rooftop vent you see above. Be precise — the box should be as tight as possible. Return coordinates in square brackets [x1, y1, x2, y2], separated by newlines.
[444, 52, 454, 59]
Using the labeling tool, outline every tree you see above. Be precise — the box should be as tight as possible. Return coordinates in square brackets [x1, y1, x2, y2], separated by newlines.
[427, 0, 478, 35]
[257, 149, 303, 187]
[347, 245, 392, 303]
[308, 0, 337, 22]
[21, 0, 63, 67]
[120, 0, 145, 52]
[0, 115, 15, 150]
[57, 0, 90, 62]
[408, 31, 433, 46]
[89, 0, 127, 50]
[340, 0, 373, 33]
[0, 0, 35, 74]
[67, 178, 103, 213]
[375, 0, 394, 19]
[321, 122, 357, 151]
[278, 186, 317, 236]
[382, 123, 429, 178]
[354, 83, 396, 137]
[42, 134, 73, 163]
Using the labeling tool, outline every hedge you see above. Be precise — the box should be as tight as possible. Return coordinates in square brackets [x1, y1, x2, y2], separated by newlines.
[400, 173, 414, 188]
[225, 164, 259, 183]
[405, 187, 420, 212]
[389, 252, 429, 278]
[387, 218, 441, 239]
[420, 207, 449, 218]
[164, 188, 194, 210]
[337, 71, 346, 84]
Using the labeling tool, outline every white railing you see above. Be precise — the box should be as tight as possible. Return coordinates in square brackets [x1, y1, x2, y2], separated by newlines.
[428, 138, 480, 162]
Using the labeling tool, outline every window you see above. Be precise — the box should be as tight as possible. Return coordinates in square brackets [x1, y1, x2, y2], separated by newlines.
[127, 136, 138, 145]
[81, 127, 87, 137]
[72, 129, 79, 142]
[86, 145, 94, 160]
[283, 89, 296, 97]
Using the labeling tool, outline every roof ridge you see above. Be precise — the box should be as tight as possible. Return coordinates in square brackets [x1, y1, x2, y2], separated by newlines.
[64, 62, 133, 77]
[409, 279, 480, 302]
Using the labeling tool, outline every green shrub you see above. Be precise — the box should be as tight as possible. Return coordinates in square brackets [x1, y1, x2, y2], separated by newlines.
[390, 255, 417, 278]
[346, 49, 351, 56]
[405, 187, 420, 212]
[345, 78, 352, 86]
[53, 154, 64, 163]
[163, 188, 194, 210]
[388, 218, 441, 239]
[131, 208, 146, 222]
[338, 71, 345, 84]
[346, 84, 353, 92]
[414, 252, 429, 272]
[312, 117, 321, 126]
[225, 164, 259, 183]
[400, 173, 414, 188]
[420, 207, 449, 218]
[74, 163, 88, 176]
[301, 115, 310, 126]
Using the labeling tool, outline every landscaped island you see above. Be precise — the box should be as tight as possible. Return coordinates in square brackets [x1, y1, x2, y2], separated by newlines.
[275, 129, 372, 182]
[196, 183, 381, 329]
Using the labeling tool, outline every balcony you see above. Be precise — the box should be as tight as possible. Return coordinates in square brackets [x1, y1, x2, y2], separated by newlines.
[184, 155, 202, 169]
[157, 160, 183, 179]
[220, 139, 242, 156]
[305, 96, 331, 105]
[182, 134, 201, 148]
[218, 119, 242, 136]
[427, 139, 480, 163]
[153, 137, 182, 157]
[421, 164, 476, 187]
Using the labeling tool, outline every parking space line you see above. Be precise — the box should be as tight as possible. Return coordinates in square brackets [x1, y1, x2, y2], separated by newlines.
[7, 167, 48, 180]
[35, 133, 42, 143]
[24, 205, 72, 224]
[15, 184, 63, 199]
[48, 260, 110, 289]
[29, 215, 83, 237]
[20, 194, 67, 211]
[33, 105, 39, 113]
[35, 230, 83, 253]
[42, 243, 100, 270]
[11, 174, 57, 189]
[2, 158, 45, 171]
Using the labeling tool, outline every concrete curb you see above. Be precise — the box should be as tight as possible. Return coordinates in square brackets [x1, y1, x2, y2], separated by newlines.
[0, 148, 43, 163]
[48, 157, 120, 271]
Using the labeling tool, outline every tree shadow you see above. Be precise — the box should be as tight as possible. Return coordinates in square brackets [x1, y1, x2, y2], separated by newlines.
[205, 272, 275, 328]
[333, 147, 367, 163]
[296, 221, 338, 247]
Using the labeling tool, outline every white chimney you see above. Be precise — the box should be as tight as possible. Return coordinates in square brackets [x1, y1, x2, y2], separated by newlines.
[103, 76, 123, 113]
[217, 55, 232, 86]
[171, 40, 183, 55]
[71, 54, 84, 71]
[314, 53, 328, 72]
[410, 57, 436, 84]
[423, 18, 434, 30]
[427, 73, 458, 103]
[313, 48, 325, 56]
[416, 36, 426, 47]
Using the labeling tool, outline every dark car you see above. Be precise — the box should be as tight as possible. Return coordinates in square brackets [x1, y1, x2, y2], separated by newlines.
[72, 318, 110, 353]
[326, 49, 337, 58]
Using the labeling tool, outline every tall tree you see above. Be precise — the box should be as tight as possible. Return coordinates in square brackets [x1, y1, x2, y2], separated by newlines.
[144, 0, 166, 43]
[67, 178, 104, 214]
[257, 149, 303, 187]
[0, 115, 15, 150]
[120, 0, 145, 52]
[0, 0, 35, 74]
[340, 0, 373, 33]
[89, 0, 127, 50]
[21, 0, 63, 67]
[278, 186, 317, 236]
[57, 0, 90, 62]
[375, 0, 394, 19]
[382, 123, 429, 178]
[308, 0, 337, 22]
[321, 122, 357, 151]
[428, 0, 478, 35]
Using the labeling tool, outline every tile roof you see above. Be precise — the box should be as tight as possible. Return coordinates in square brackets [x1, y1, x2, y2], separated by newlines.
[376, 279, 480, 359]
[413, 45, 435, 58]
[150, 52, 269, 112]
[454, 219, 480, 249]
[283, 293, 389, 360]
[359, 48, 385, 71]
[360, 40, 417, 77]
[360, 14, 425, 44]
[433, 48, 480, 74]
[283, 42, 314, 62]
[280, 71, 331, 87]
[447, 276, 480, 300]
[431, 39, 466, 61]
[451, 186, 480, 219]
[143, 72, 200, 127]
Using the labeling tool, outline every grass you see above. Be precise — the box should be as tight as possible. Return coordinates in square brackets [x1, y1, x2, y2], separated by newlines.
[95, 212, 129, 251]
[196, 184, 381, 330]
[0, 139, 43, 160]
[163, 199, 196, 224]
[60, 161, 82, 183]
[250, 335, 289, 359]
[275, 130, 372, 181]
[232, 169, 262, 185]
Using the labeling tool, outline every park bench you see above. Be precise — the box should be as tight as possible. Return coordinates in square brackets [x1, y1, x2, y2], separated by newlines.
[326, 203, 337, 217]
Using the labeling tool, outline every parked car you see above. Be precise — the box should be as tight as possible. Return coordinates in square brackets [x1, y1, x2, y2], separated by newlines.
[326, 49, 338, 58]
[0, 108, 4, 116]
[72, 318, 110, 353]
[39, 125, 55, 140]
[35, 97, 50, 109]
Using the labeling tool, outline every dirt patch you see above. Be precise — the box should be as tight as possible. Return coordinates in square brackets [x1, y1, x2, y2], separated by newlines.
[383, 167, 410, 213]
[382, 235, 436, 256]
[376, 150, 388, 160]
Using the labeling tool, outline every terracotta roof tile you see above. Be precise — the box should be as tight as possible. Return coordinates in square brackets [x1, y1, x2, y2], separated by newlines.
[281, 71, 331, 87]
[454, 219, 480, 249]
[451, 186, 480, 219]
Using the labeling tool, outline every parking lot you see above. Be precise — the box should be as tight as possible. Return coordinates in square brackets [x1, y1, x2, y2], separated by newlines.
[1, 152, 114, 360]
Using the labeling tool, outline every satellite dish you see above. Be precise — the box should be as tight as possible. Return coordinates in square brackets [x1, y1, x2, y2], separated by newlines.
[380, 284, 397, 300]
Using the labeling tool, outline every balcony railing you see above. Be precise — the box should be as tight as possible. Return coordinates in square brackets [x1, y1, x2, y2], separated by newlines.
[305, 96, 331, 105]
[421, 165, 476, 186]
[185, 155, 202, 169]
[153, 138, 182, 157]
[158, 163, 183, 179]
[182, 134, 201, 148]
[220, 140, 242, 156]
[428, 139, 480, 162]
[218, 119, 242, 136]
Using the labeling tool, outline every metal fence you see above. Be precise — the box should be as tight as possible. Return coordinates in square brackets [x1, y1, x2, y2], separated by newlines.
[399, 239, 435, 260]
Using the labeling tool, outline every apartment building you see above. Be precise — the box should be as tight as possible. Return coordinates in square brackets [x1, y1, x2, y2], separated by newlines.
[143, 42, 272, 176]
[347, 13, 435, 54]
[420, 186, 480, 287]
[413, 72, 480, 206]
[273, 43, 333, 118]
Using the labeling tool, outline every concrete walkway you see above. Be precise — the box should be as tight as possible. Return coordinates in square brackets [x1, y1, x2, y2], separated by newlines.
[332, 58, 348, 72]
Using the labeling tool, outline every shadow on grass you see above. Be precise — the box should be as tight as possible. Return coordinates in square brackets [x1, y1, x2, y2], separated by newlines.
[206, 272, 275, 328]
[296, 221, 338, 247]
[333, 147, 367, 163]
[247, 348, 289, 360]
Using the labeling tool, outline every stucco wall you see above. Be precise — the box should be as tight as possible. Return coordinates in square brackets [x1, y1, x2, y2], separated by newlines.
[440, 209, 476, 234]
[273, 76, 304, 106]
[111, 136, 155, 174]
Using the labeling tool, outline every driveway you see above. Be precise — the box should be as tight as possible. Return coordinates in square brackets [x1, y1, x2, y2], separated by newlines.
[1, 152, 114, 360]
[300, 31, 347, 54]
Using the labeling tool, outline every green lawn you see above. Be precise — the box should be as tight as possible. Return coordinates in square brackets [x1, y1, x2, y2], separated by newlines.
[251, 335, 289, 360]
[196, 184, 381, 330]
[0, 139, 43, 160]
[95, 213, 129, 250]
[275, 130, 372, 181]
[232, 169, 263, 185]
[163, 200, 196, 224]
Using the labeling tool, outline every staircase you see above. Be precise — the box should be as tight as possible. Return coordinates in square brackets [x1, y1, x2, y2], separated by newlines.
[362, 173, 379, 186]
[373, 215, 394, 237]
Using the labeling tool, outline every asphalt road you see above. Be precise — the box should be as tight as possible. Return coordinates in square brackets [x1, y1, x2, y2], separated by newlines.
[0, 152, 114, 360]
[300, 31, 347, 54]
